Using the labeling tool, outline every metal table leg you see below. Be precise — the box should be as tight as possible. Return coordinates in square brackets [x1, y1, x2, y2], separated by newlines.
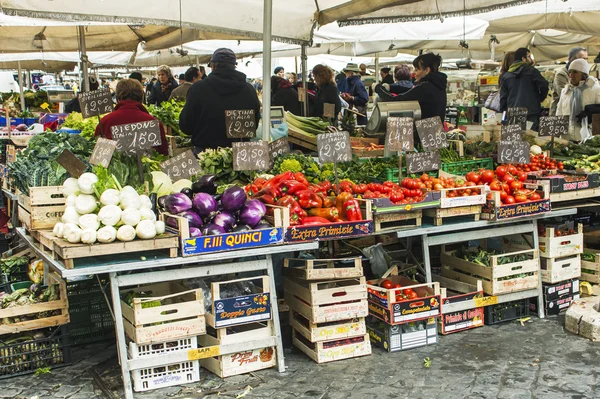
[532, 220, 545, 319]
[109, 272, 134, 399]
[265, 254, 286, 372]
[422, 234, 432, 283]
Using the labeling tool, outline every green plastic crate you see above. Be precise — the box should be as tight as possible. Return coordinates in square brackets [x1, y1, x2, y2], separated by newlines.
[441, 158, 494, 175]
[383, 168, 438, 183]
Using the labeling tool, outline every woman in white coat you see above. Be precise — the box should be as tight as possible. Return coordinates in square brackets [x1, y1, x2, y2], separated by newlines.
[556, 59, 600, 141]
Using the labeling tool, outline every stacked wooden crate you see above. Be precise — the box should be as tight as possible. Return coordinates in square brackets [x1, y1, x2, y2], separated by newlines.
[284, 258, 371, 363]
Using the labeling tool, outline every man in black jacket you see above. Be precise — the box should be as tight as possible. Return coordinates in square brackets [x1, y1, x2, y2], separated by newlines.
[500, 48, 549, 130]
[180, 48, 261, 153]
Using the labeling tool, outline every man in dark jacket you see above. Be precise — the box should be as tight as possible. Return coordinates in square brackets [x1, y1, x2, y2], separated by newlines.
[340, 63, 369, 125]
[271, 76, 301, 115]
[375, 53, 447, 123]
[179, 48, 261, 152]
[500, 47, 549, 130]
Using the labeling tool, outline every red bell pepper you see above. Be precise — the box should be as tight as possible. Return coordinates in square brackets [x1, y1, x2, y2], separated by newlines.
[307, 207, 339, 221]
[294, 172, 309, 185]
[296, 190, 323, 209]
[300, 216, 331, 225]
[318, 180, 332, 192]
[276, 195, 306, 226]
[280, 180, 308, 195]
[335, 192, 354, 215]
[316, 192, 334, 208]
[254, 185, 280, 203]
[265, 171, 294, 190]
[343, 199, 362, 221]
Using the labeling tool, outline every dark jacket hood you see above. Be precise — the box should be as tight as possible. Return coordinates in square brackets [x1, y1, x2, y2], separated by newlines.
[206, 68, 249, 95]
[421, 71, 447, 91]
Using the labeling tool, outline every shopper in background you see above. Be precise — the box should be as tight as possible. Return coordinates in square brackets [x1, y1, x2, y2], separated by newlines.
[95, 79, 168, 155]
[274, 66, 285, 78]
[64, 77, 100, 113]
[271, 75, 301, 115]
[198, 66, 207, 80]
[340, 63, 369, 125]
[128, 72, 143, 83]
[380, 67, 394, 85]
[147, 65, 178, 106]
[180, 48, 260, 153]
[499, 47, 549, 130]
[375, 53, 448, 123]
[556, 59, 600, 141]
[145, 77, 156, 103]
[286, 72, 297, 86]
[359, 64, 369, 76]
[499, 52, 515, 76]
[390, 64, 414, 94]
[551, 47, 588, 115]
[311, 64, 341, 121]
[178, 74, 185, 85]
[169, 67, 200, 101]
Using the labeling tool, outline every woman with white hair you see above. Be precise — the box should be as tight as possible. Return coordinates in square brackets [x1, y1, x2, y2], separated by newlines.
[148, 65, 179, 106]
[556, 59, 600, 141]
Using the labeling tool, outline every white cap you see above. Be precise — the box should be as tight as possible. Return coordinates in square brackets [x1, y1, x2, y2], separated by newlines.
[569, 58, 590, 75]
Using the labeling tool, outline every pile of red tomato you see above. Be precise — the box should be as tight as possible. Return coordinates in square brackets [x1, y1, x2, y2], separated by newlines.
[379, 279, 419, 301]
[515, 154, 564, 172]
[464, 165, 543, 205]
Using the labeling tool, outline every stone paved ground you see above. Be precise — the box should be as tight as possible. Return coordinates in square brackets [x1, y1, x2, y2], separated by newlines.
[1, 315, 598, 399]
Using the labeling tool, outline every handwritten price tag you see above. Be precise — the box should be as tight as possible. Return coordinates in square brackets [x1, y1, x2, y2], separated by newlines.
[111, 120, 162, 154]
[500, 124, 523, 142]
[498, 140, 530, 164]
[415, 117, 447, 151]
[269, 137, 290, 160]
[89, 137, 117, 168]
[225, 109, 256, 138]
[505, 107, 527, 130]
[160, 150, 201, 180]
[317, 131, 352, 164]
[233, 141, 270, 171]
[539, 116, 569, 137]
[386, 116, 414, 152]
[406, 151, 441, 173]
[78, 88, 113, 118]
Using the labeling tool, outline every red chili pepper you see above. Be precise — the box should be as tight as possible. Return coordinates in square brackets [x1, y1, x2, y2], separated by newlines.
[253, 177, 268, 189]
[255, 193, 277, 206]
[280, 180, 308, 195]
[276, 195, 306, 226]
[301, 216, 331, 225]
[294, 172, 309, 185]
[343, 199, 362, 221]
[296, 190, 323, 209]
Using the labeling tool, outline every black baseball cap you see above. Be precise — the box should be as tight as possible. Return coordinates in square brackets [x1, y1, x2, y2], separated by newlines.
[178, 73, 185, 80]
[210, 48, 237, 65]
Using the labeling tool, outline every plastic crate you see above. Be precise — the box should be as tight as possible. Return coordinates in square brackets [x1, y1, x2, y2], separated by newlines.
[129, 337, 200, 392]
[383, 168, 438, 183]
[484, 299, 530, 325]
[0, 327, 72, 378]
[66, 280, 114, 345]
[441, 158, 494, 175]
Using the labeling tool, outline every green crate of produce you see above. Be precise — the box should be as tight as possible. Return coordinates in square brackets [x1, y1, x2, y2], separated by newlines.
[441, 158, 494, 175]
[383, 168, 438, 183]
[66, 280, 114, 345]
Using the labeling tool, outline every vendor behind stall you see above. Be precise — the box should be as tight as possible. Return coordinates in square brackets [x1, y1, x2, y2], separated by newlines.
[169, 67, 200, 101]
[179, 48, 260, 153]
[94, 78, 168, 155]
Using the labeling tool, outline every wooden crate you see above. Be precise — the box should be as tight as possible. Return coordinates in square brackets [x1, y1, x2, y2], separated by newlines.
[18, 186, 65, 231]
[350, 137, 379, 147]
[283, 257, 363, 281]
[283, 276, 367, 306]
[373, 209, 422, 232]
[440, 247, 539, 296]
[438, 186, 487, 209]
[423, 205, 481, 226]
[201, 347, 276, 378]
[351, 147, 384, 157]
[121, 282, 206, 345]
[581, 249, 600, 284]
[290, 310, 366, 342]
[0, 272, 69, 334]
[205, 276, 272, 329]
[538, 224, 583, 259]
[541, 255, 581, 284]
[481, 182, 551, 221]
[166, 135, 192, 157]
[292, 330, 371, 363]
[285, 294, 368, 324]
[198, 321, 272, 347]
[36, 230, 179, 269]
[287, 125, 317, 151]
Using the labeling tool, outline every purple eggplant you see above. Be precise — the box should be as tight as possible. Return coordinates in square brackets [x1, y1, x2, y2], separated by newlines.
[192, 192, 218, 217]
[213, 212, 237, 231]
[202, 223, 226, 236]
[165, 216, 178, 229]
[164, 193, 192, 214]
[157, 195, 167, 210]
[189, 227, 203, 237]
[178, 210, 204, 228]
[192, 174, 217, 195]
[254, 222, 272, 230]
[232, 224, 252, 232]
[221, 186, 247, 212]
[180, 187, 193, 199]
[238, 199, 267, 228]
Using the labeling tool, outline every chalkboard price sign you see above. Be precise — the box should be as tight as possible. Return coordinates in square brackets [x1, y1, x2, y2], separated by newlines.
[160, 150, 200, 180]
[498, 140, 530, 164]
[406, 151, 441, 173]
[78, 88, 114, 119]
[505, 107, 528, 129]
[225, 109, 256, 138]
[57, 149, 87, 178]
[539, 116, 569, 137]
[268, 137, 290, 160]
[415, 117, 447, 151]
[386, 116, 414, 152]
[232, 141, 270, 171]
[89, 137, 117, 168]
[500, 124, 523, 142]
[111, 120, 162, 154]
[317, 131, 352, 164]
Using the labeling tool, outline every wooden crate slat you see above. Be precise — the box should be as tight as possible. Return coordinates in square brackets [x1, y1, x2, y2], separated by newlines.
[290, 311, 366, 343]
[283, 276, 366, 306]
[292, 330, 371, 363]
[541, 255, 582, 284]
[285, 294, 368, 324]
[283, 257, 363, 280]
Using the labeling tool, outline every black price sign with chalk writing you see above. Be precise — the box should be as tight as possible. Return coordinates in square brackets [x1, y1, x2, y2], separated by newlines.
[160, 150, 201, 180]
[406, 151, 441, 173]
[233, 141, 270, 171]
[111, 120, 162, 154]
[500, 124, 523, 142]
[539, 116, 569, 137]
[89, 137, 117, 168]
[415, 117, 447, 151]
[505, 107, 528, 130]
[225, 109, 256, 138]
[498, 140, 530, 164]
[269, 137, 290, 160]
[78, 88, 113, 119]
[317, 131, 352, 164]
[386, 116, 414, 152]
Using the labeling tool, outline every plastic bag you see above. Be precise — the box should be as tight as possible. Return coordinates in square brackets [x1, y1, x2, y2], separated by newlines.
[254, 120, 288, 142]
[484, 91, 502, 112]
[362, 243, 392, 278]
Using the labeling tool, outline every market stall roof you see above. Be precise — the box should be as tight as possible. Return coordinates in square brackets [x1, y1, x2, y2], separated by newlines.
[0, 0, 528, 44]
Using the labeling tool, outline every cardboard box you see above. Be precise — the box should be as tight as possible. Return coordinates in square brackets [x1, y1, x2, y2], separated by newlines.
[530, 294, 580, 316]
[366, 316, 437, 352]
[542, 279, 580, 301]
[440, 308, 484, 334]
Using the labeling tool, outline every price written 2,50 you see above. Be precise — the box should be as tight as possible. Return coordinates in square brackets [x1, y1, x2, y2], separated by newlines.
[238, 147, 268, 170]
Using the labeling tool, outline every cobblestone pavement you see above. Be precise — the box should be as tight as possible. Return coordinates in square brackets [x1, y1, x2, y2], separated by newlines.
[1, 315, 598, 399]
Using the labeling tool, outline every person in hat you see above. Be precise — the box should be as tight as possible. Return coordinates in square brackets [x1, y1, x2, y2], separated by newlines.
[129, 71, 143, 83]
[380, 67, 394, 85]
[148, 65, 178, 106]
[340, 63, 369, 125]
[556, 59, 600, 141]
[551, 47, 588, 116]
[169, 67, 200, 101]
[179, 48, 260, 153]
[64, 77, 100, 114]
